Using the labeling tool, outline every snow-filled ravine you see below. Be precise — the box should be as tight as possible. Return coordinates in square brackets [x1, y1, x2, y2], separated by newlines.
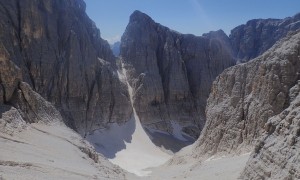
[86, 116, 171, 176]
[86, 67, 172, 176]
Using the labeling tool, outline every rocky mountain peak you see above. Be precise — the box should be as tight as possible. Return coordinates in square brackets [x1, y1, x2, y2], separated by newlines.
[293, 12, 300, 19]
[120, 10, 235, 140]
[130, 10, 153, 23]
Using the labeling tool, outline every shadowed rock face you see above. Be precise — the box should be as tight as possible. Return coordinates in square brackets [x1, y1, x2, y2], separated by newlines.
[0, 0, 132, 135]
[230, 13, 300, 63]
[120, 11, 235, 138]
[193, 31, 300, 158]
[0, 44, 63, 134]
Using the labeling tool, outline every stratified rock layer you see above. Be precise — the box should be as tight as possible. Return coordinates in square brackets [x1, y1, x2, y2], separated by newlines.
[241, 81, 300, 179]
[121, 11, 235, 138]
[193, 31, 300, 157]
[0, 40, 63, 133]
[230, 13, 300, 63]
[0, 0, 132, 134]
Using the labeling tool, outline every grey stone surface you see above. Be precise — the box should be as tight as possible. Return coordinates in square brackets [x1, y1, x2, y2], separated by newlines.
[230, 12, 300, 63]
[192, 31, 300, 159]
[120, 11, 235, 138]
[0, 42, 62, 130]
[241, 81, 300, 180]
[0, 0, 132, 135]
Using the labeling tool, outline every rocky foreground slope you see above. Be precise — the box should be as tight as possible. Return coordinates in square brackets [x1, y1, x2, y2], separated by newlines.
[0, 52, 126, 179]
[0, 0, 132, 135]
[121, 11, 235, 138]
[0, 1, 130, 178]
[191, 31, 300, 178]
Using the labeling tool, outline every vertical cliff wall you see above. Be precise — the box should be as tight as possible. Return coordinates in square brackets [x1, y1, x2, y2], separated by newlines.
[0, 0, 132, 135]
[120, 11, 235, 138]
[192, 31, 300, 158]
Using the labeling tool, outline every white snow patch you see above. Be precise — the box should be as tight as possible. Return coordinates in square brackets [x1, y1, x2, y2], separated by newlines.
[87, 65, 171, 176]
[113, 116, 171, 176]
[171, 121, 188, 141]
[145, 127, 170, 137]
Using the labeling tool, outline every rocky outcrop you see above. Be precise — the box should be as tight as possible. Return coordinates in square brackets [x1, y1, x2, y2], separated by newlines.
[0, 0, 132, 135]
[241, 81, 300, 179]
[120, 11, 235, 138]
[230, 13, 300, 63]
[0, 43, 62, 133]
[193, 31, 300, 157]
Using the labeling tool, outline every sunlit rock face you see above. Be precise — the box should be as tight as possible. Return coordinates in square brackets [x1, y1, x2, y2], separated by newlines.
[120, 10, 235, 138]
[241, 80, 300, 180]
[0, 0, 132, 134]
[192, 31, 300, 161]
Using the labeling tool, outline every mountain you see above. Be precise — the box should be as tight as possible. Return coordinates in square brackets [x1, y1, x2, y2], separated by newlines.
[111, 41, 121, 56]
[241, 32, 300, 179]
[120, 10, 235, 139]
[230, 13, 300, 63]
[191, 30, 300, 170]
[1, 0, 300, 178]
[0, 39, 126, 179]
[0, 0, 132, 135]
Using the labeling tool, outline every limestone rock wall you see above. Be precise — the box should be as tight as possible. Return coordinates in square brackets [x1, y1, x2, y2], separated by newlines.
[241, 81, 300, 179]
[0, 44, 62, 133]
[193, 31, 300, 157]
[0, 0, 132, 134]
[120, 11, 235, 138]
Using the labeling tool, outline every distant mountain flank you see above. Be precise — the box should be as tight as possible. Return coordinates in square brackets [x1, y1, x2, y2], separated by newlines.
[110, 41, 121, 56]
[230, 12, 300, 63]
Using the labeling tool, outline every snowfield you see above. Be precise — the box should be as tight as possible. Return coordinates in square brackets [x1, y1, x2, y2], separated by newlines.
[87, 116, 171, 176]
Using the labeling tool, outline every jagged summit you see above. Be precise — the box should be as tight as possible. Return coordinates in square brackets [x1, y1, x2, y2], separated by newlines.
[229, 12, 300, 63]
[130, 10, 151, 21]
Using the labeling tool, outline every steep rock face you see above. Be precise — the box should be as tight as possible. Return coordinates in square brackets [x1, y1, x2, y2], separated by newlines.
[193, 31, 300, 157]
[241, 81, 300, 179]
[120, 11, 235, 138]
[0, 45, 62, 133]
[0, 32, 127, 179]
[230, 13, 300, 63]
[0, 0, 132, 134]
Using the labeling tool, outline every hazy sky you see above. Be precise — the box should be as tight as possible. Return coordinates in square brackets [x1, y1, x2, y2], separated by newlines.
[84, 0, 300, 44]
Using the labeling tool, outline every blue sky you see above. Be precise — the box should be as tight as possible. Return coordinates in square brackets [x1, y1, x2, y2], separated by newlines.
[84, 0, 300, 44]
